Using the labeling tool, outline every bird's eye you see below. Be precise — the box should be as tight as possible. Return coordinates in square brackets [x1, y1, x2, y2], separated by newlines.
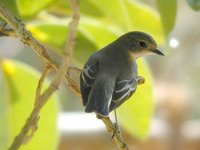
[138, 41, 147, 48]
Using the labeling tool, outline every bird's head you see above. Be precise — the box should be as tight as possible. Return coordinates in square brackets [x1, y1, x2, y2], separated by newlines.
[117, 31, 164, 59]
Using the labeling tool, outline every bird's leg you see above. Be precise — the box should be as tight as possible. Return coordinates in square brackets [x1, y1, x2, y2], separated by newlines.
[137, 76, 145, 85]
[96, 113, 103, 119]
[95, 111, 121, 139]
[112, 109, 121, 139]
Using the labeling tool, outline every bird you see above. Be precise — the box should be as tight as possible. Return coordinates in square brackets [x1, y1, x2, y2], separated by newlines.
[80, 31, 164, 118]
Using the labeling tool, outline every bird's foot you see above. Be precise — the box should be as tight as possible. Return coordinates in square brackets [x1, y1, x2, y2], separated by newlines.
[111, 109, 121, 139]
[111, 122, 121, 139]
[137, 76, 145, 85]
[96, 113, 103, 119]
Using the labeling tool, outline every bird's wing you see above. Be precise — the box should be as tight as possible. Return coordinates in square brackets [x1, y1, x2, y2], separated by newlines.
[80, 54, 99, 106]
[109, 77, 137, 111]
[109, 61, 138, 112]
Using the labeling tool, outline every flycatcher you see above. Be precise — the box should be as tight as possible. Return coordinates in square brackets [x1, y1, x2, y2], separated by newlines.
[80, 31, 164, 117]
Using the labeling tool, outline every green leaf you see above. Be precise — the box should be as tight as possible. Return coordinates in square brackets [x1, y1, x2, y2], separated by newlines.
[125, 0, 165, 44]
[79, 18, 122, 49]
[47, 0, 104, 17]
[156, 0, 177, 35]
[27, 20, 98, 65]
[77, 0, 165, 45]
[16, 0, 55, 17]
[118, 59, 154, 140]
[0, 59, 60, 150]
[47, 0, 165, 45]
[0, 67, 10, 150]
[74, 31, 98, 66]
[1, 0, 19, 17]
[83, 0, 132, 30]
[45, 0, 72, 16]
[186, 0, 200, 11]
[27, 21, 69, 49]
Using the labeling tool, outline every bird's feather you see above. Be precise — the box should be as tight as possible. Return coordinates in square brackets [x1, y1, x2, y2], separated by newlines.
[85, 74, 115, 116]
[80, 54, 99, 106]
[110, 77, 137, 111]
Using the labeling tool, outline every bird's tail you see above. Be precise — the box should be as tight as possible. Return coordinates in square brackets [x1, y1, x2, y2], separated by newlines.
[85, 75, 115, 116]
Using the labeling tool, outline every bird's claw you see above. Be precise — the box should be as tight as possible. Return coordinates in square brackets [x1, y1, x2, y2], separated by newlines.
[111, 122, 120, 139]
[137, 76, 145, 85]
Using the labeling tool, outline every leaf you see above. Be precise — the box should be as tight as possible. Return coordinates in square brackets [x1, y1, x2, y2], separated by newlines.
[118, 59, 154, 140]
[1, 0, 19, 17]
[47, 0, 104, 17]
[16, 0, 56, 17]
[46, 0, 165, 45]
[0, 59, 59, 150]
[77, 0, 165, 45]
[186, 0, 200, 11]
[0, 67, 10, 150]
[27, 21, 69, 49]
[84, 0, 132, 30]
[27, 20, 98, 65]
[156, 0, 177, 35]
[125, 0, 165, 44]
[79, 18, 121, 49]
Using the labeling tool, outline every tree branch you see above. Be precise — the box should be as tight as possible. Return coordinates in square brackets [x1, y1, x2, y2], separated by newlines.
[0, 22, 17, 37]
[102, 117, 129, 149]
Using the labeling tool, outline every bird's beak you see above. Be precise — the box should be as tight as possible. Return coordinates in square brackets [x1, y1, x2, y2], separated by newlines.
[152, 48, 164, 56]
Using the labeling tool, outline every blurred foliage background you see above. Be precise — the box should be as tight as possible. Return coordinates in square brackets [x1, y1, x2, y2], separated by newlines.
[0, 0, 200, 150]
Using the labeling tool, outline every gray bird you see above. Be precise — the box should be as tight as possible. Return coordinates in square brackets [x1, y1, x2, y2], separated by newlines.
[80, 31, 164, 118]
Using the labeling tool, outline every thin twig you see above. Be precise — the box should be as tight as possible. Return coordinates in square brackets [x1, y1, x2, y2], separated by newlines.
[35, 65, 52, 106]
[0, 22, 18, 37]
[65, 67, 81, 96]
[102, 117, 129, 150]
